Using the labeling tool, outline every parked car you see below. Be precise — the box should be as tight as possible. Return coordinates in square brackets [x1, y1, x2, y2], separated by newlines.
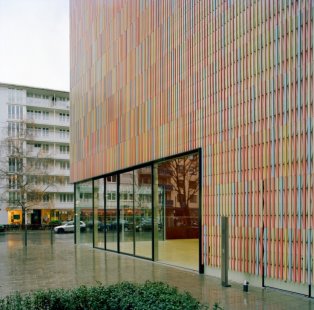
[98, 222, 111, 232]
[109, 220, 129, 231]
[54, 221, 86, 233]
[135, 218, 162, 232]
[87, 221, 110, 232]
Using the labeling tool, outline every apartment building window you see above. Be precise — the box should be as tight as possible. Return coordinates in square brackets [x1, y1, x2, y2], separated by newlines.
[60, 145, 69, 154]
[27, 110, 49, 120]
[42, 144, 49, 152]
[27, 176, 35, 183]
[32, 127, 49, 137]
[42, 128, 49, 136]
[106, 175, 117, 182]
[58, 176, 70, 185]
[42, 160, 49, 169]
[27, 159, 34, 168]
[8, 176, 18, 189]
[8, 140, 23, 154]
[8, 122, 24, 137]
[34, 111, 42, 119]
[43, 111, 49, 120]
[33, 143, 49, 151]
[59, 129, 69, 138]
[9, 192, 20, 203]
[9, 158, 22, 172]
[8, 89, 23, 104]
[43, 194, 50, 202]
[107, 192, 116, 201]
[27, 109, 33, 119]
[60, 161, 70, 170]
[59, 193, 74, 202]
[59, 113, 69, 122]
[8, 104, 23, 120]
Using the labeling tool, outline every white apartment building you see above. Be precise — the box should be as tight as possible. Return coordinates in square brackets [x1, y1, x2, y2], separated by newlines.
[0, 83, 73, 225]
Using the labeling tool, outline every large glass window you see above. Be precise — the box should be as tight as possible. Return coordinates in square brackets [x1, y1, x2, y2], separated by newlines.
[105, 175, 118, 251]
[156, 153, 199, 270]
[119, 172, 134, 255]
[75, 180, 93, 245]
[134, 167, 152, 258]
[94, 178, 105, 248]
[74, 151, 200, 271]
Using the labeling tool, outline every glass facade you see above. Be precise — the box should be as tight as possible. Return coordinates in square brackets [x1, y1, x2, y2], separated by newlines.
[75, 181, 92, 245]
[75, 152, 200, 270]
[105, 176, 118, 251]
[94, 178, 105, 248]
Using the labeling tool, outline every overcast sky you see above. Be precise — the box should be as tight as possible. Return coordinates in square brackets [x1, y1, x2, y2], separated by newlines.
[0, 0, 69, 91]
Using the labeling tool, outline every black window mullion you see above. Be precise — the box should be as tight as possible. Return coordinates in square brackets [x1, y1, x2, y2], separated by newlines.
[133, 170, 135, 256]
[151, 164, 154, 261]
[74, 184, 77, 244]
[104, 179, 107, 250]
[92, 180, 95, 248]
[117, 174, 120, 253]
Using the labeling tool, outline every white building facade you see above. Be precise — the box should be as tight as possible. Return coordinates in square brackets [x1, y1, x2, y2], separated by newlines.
[0, 83, 73, 226]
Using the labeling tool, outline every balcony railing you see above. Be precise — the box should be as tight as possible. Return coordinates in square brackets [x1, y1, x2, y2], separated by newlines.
[26, 98, 69, 110]
[26, 132, 69, 142]
[26, 115, 70, 127]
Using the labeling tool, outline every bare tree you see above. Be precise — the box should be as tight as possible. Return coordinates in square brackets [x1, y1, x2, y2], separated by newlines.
[0, 121, 58, 245]
[161, 155, 199, 209]
[159, 154, 199, 226]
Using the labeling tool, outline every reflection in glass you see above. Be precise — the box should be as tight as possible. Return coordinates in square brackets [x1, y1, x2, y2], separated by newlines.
[74, 152, 199, 270]
[94, 178, 105, 248]
[157, 153, 199, 270]
[119, 172, 134, 254]
[105, 176, 118, 251]
[76, 180, 93, 245]
[134, 167, 152, 259]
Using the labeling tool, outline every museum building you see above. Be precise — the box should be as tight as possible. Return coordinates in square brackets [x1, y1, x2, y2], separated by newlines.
[70, 0, 314, 295]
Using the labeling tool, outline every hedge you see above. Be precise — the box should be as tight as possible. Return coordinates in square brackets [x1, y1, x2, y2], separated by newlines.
[0, 281, 222, 310]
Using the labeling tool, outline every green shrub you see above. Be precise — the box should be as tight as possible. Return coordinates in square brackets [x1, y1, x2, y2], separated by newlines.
[0, 281, 219, 310]
[49, 220, 62, 226]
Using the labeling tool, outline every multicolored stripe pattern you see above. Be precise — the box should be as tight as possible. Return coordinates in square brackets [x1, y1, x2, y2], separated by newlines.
[70, 0, 314, 287]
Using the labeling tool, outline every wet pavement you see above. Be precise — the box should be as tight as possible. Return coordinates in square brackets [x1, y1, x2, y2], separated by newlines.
[0, 231, 313, 309]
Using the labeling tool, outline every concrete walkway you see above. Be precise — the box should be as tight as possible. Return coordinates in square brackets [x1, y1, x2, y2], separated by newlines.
[0, 231, 313, 309]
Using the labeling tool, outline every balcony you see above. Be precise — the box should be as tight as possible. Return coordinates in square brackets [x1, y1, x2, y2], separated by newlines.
[26, 116, 69, 127]
[26, 97, 52, 108]
[26, 132, 69, 143]
[51, 169, 70, 176]
[26, 149, 50, 158]
[45, 184, 73, 193]
[53, 201, 74, 210]
[26, 98, 69, 111]
[53, 152, 70, 160]
[25, 150, 70, 162]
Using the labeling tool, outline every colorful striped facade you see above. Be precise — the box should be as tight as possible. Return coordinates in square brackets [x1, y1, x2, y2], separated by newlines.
[70, 0, 314, 292]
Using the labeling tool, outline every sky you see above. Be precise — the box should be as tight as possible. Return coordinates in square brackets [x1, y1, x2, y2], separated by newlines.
[0, 0, 69, 91]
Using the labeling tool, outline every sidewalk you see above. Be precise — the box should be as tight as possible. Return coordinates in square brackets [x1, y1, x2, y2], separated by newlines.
[0, 232, 313, 309]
